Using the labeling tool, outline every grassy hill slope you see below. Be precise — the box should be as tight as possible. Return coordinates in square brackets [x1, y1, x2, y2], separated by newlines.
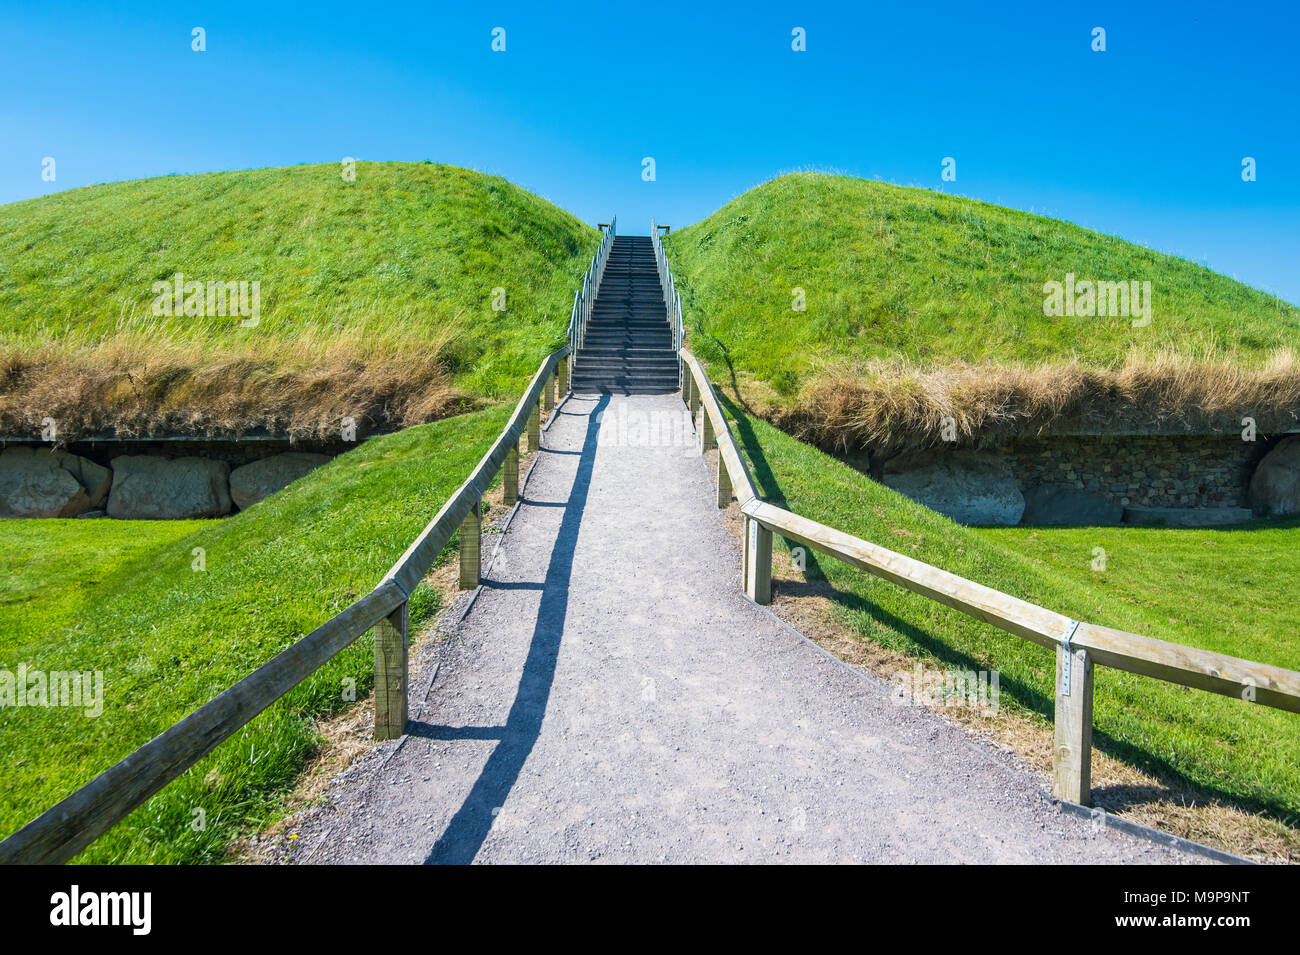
[667, 174, 1300, 449]
[724, 397, 1300, 846]
[0, 162, 596, 438]
[0, 406, 512, 862]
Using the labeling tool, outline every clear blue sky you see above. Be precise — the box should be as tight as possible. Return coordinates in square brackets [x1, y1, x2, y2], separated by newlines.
[3, 1, 1297, 303]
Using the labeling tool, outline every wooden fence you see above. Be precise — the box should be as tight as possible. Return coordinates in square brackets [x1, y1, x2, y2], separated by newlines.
[0, 347, 573, 865]
[678, 344, 1300, 808]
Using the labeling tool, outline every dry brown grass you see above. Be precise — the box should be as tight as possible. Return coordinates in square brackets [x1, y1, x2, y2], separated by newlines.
[774, 346, 1300, 455]
[0, 328, 480, 441]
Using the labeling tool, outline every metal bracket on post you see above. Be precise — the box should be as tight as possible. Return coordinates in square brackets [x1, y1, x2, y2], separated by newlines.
[1061, 620, 1080, 696]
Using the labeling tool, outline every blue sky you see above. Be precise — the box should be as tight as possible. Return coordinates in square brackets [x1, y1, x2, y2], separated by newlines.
[3, 1, 1297, 303]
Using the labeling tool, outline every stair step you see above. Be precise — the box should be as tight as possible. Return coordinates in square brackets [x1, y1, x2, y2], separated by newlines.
[575, 361, 679, 371]
[575, 234, 683, 392]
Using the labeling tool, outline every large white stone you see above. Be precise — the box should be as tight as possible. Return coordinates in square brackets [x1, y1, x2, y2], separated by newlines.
[229, 452, 331, 510]
[1249, 435, 1300, 517]
[881, 450, 1025, 525]
[0, 447, 111, 518]
[107, 456, 232, 520]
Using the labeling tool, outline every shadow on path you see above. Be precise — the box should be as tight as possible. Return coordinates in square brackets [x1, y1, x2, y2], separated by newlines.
[423, 394, 609, 864]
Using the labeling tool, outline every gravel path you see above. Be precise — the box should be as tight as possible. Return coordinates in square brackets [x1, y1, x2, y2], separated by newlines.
[289, 393, 1188, 864]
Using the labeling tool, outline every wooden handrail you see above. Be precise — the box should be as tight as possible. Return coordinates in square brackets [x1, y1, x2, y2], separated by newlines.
[678, 346, 1300, 807]
[681, 350, 756, 506]
[384, 346, 569, 595]
[0, 581, 407, 865]
[741, 498, 1300, 712]
[0, 346, 573, 864]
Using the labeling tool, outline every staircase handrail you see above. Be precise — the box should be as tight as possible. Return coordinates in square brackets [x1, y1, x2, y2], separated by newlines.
[568, 217, 616, 374]
[650, 219, 684, 385]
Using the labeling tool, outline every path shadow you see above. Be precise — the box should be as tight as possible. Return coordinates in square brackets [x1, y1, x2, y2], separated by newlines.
[423, 394, 609, 864]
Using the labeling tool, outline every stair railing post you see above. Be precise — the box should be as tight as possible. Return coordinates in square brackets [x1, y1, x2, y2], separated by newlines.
[372, 599, 409, 740]
[744, 516, 773, 605]
[503, 439, 519, 506]
[458, 497, 482, 590]
[528, 398, 541, 451]
[700, 404, 716, 454]
[1053, 642, 1094, 805]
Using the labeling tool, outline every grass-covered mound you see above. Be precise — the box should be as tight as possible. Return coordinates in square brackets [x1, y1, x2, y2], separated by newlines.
[668, 174, 1300, 451]
[0, 162, 595, 440]
[725, 397, 1300, 828]
[0, 405, 511, 862]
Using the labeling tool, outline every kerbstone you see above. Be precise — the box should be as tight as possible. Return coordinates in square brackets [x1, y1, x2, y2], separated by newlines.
[107, 456, 232, 519]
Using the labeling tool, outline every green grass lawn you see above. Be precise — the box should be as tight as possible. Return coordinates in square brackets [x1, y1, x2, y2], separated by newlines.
[722, 394, 1300, 823]
[1, 519, 203, 648]
[667, 172, 1300, 397]
[0, 404, 512, 862]
[977, 521, 1300, 675]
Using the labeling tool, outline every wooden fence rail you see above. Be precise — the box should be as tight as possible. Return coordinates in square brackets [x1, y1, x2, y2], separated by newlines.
[0, 346, 573, 865]
[678, 341, 1300, 808]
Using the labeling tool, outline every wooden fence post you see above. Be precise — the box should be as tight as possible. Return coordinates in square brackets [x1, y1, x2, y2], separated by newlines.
[458, 498, 482, 590]
[543, 371, 555, 412]
[528, 400, 541, 451]
[700, 407, 716, 453]
[373, 600, 409, 740]
[558, 356, 569, 396]
[742, 514, 750, 590]
[716, 454, 732, 508]
[1053, 644, 1094, 805]
[688, 377, 700, 423]
[503, 440, 519, 506]
[744, 515, 772, 604]
[683, 370, 694, 407]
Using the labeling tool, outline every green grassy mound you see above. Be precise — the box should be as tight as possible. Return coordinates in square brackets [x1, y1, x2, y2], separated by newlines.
[0, 405, 512, 862]
[668, 172, 1299, 386]
[667, 173, 1300, 449]
[0, 162, 596, 438]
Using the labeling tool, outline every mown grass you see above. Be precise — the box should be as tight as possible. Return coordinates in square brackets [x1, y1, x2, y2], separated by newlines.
[0, 161, 596, 438]
[2, 519, 206, 657]
[667, 173, 1300, 447]
[977, 521, 1300, 677]
[722, 395, 1300, 823]
[0, 404, 512, 862]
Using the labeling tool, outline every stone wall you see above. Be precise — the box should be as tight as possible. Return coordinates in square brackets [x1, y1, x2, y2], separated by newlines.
[39, 437, 351, 472]
[1000, 433, 1268, 509]
[871, 431, 1298, 525]
[1, 438, 344, 519]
